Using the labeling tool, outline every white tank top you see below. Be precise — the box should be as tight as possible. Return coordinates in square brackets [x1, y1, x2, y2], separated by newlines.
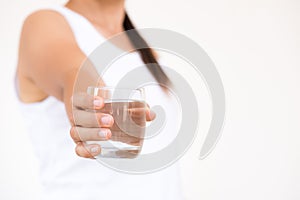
[16, 6, 183, 200]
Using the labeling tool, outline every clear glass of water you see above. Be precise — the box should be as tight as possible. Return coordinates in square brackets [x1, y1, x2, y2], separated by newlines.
[86, 86, 146, 158]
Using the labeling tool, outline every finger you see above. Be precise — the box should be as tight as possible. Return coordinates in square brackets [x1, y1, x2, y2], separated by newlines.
[73, 109, 114, 128]
[146, 108, 156, 121]
[70, 126, 112, 142]
[75, 142, 101, 158]
[128, 107, 155, 122]
[145, 104, 156, 121]
[128, 108, 146, 117]
[72, 93, 104, 110]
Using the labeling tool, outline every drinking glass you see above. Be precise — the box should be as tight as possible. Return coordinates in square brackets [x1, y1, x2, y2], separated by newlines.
[86, 86, 146, 158]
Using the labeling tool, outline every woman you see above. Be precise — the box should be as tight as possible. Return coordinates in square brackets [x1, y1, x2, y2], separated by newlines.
[16, 0, 183, 199]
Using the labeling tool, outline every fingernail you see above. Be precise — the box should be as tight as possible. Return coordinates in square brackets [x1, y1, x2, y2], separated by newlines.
[90, 146, 99, 154]
[93, 99, 102, 107]
[98, 130, 108, 138]
[101, 115, 112, 125]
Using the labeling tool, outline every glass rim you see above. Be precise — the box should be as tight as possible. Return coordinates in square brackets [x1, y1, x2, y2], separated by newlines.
[87, 86, 146, 101]
[87, 86, 144, 92]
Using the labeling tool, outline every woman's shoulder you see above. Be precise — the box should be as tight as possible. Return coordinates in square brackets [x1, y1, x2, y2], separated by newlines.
[25, 9, 61, 20]
[21, 9, 71, 38]
[17, 8, 83, 102]
[19, 8, 77, 58]
[19, 8, 77, 68]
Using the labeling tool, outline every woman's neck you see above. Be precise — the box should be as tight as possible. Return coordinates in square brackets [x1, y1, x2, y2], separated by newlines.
[66, 0, 126, 34]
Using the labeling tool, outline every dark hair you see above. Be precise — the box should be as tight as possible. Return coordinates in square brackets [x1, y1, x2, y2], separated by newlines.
[123, 12, 171, 87]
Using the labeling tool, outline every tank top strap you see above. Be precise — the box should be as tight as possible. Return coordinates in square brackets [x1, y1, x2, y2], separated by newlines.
[47, 6, 105, 56]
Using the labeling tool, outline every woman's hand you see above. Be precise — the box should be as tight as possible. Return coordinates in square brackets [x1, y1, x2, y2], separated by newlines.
[70, 93, 113, 158]
[69, 93, 156, 159]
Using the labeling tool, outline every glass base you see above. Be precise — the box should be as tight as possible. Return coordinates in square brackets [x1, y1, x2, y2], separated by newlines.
[87, 140, 141, 159]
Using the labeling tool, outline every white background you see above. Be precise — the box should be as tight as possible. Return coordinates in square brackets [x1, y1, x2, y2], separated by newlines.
[0, 0, 299, 199]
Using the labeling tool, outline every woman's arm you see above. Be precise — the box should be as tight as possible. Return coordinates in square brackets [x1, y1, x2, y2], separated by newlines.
[18, 10, 155, 158]
[18, 10, 108, 158]
[18, 11, 86, 100]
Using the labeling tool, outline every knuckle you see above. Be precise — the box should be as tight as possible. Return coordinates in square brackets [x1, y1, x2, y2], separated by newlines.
[70, 126, 80, 142]
[75, 143, 99, 159]
[69, 127, 74, 138]
[75, 144, 89, 158]
[70, 95, 74, 103]
[69, 113, 75, 125]
[75, 145, 81, 157]
[71, 95, 79, 108]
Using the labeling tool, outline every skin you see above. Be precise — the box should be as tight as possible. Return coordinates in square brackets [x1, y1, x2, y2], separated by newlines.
[16, 0, 155, 159]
